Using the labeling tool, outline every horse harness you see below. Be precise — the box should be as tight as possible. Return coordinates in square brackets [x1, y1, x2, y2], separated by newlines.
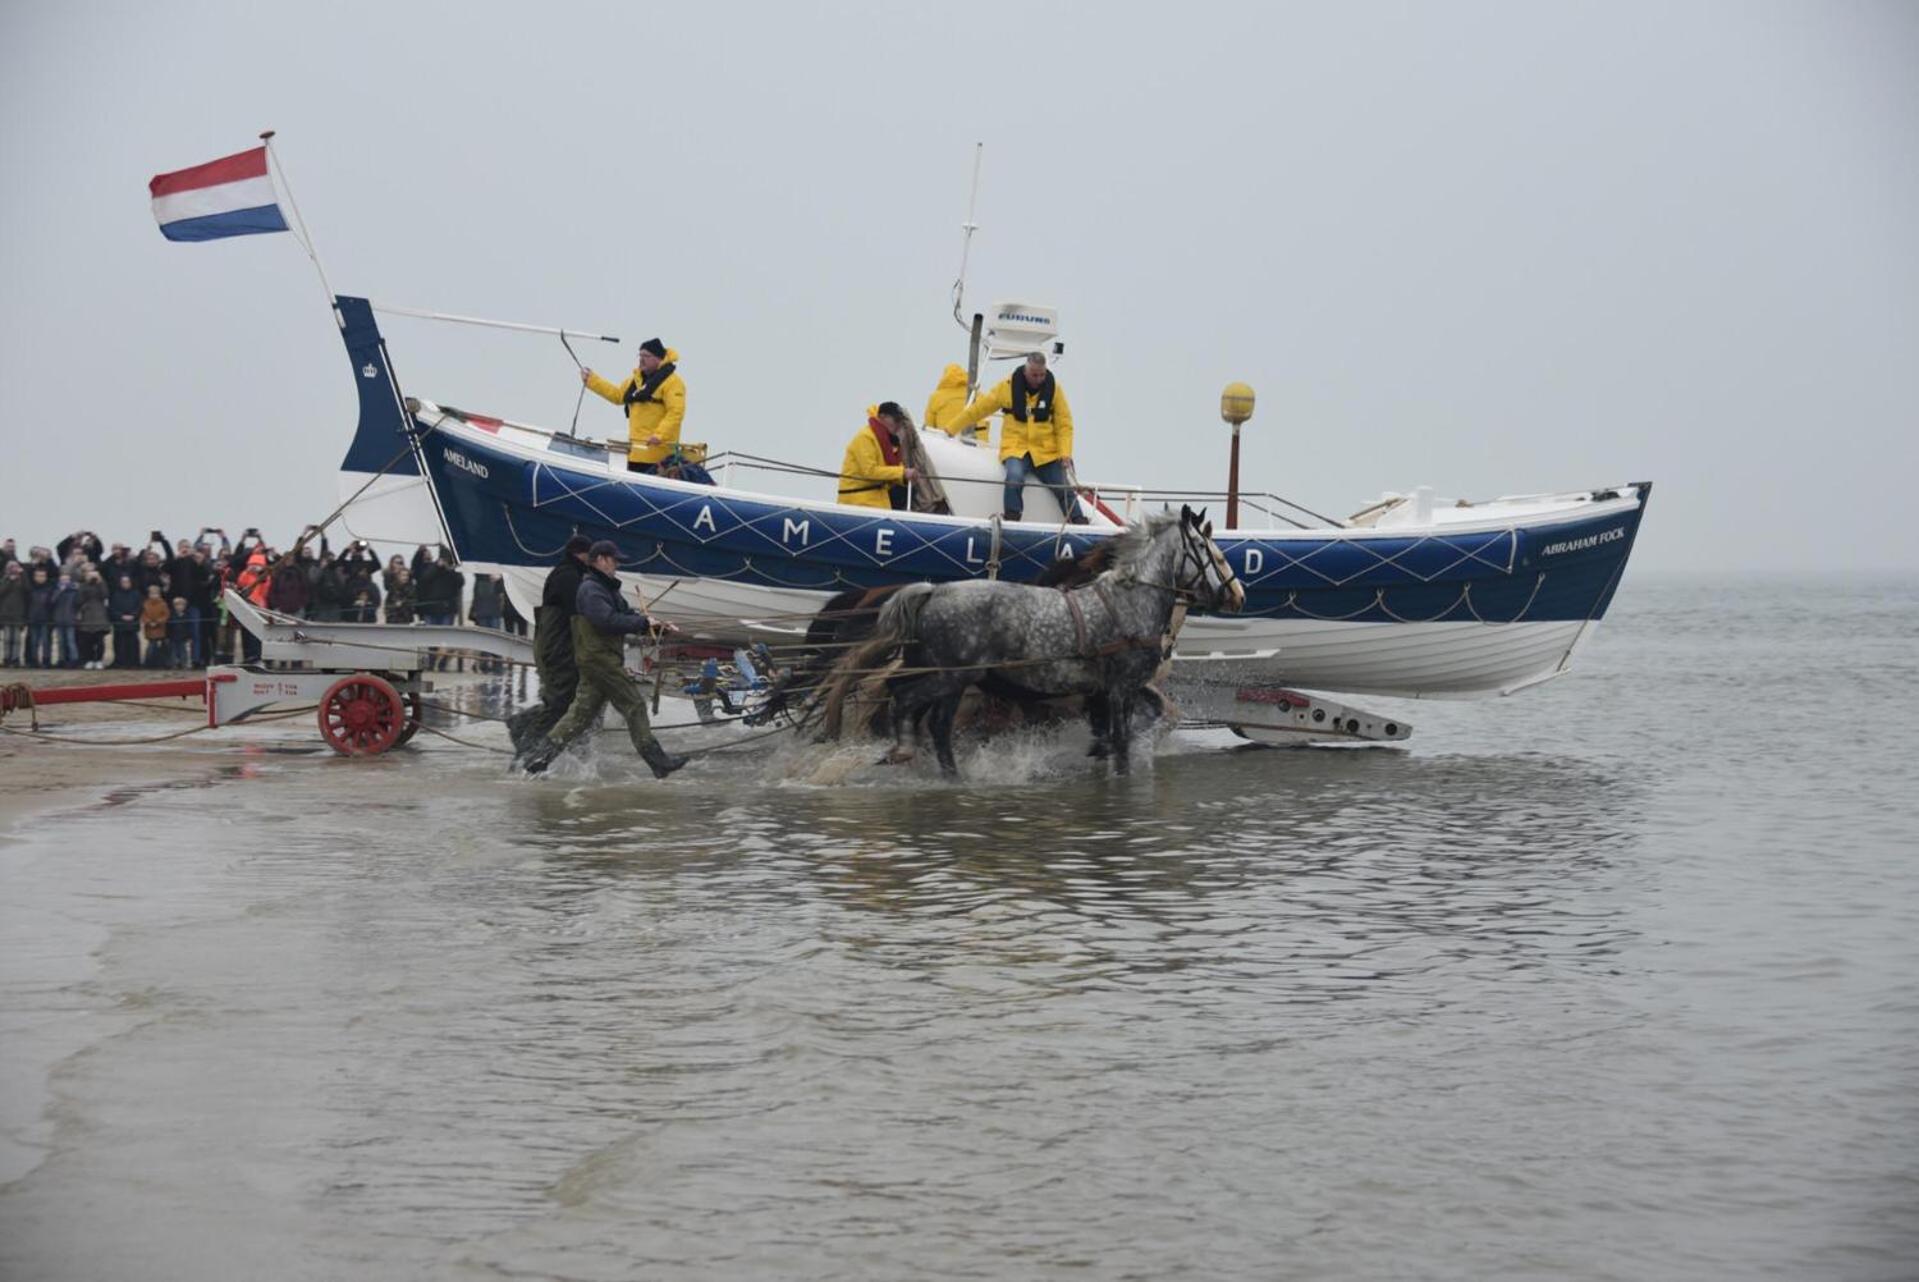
[1059, 580, 1161, 661]
[1059, 522, 1226, 661]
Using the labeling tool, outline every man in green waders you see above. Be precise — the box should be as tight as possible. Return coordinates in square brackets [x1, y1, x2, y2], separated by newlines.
[514, 540, 686, 778]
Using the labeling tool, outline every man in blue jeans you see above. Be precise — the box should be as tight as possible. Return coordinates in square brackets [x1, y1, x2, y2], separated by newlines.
[945, 352, 1086, 524]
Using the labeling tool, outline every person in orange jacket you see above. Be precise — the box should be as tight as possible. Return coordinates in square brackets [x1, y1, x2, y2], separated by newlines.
[582, 338, 686, 472]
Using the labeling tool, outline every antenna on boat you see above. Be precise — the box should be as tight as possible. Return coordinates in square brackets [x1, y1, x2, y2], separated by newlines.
[950, 142, 984, 331]
[949, 143, 988, 406]
[259, 130, 342, 328]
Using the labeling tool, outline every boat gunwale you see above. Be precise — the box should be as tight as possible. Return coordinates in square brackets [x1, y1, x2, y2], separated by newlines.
[413, 402, 1647, 546]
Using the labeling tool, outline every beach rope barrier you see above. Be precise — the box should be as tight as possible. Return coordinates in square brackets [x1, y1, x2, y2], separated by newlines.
[0, 703, 320, 748]
[0, 722, 221, 747]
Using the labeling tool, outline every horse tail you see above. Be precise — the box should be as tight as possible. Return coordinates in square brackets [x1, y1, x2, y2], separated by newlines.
[811, 582, 936, 740]
[874, 581, 936, 645]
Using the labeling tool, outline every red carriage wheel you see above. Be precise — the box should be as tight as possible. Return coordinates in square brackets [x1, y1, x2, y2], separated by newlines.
[317, 674, 406, 756]
[392, 689, 425, 748]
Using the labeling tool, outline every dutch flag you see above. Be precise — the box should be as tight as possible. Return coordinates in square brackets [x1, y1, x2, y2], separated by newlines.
[149, 146, 289, 242]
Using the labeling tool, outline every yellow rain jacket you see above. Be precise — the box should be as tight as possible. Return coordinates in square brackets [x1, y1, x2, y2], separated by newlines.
[947, 372, 1075, 466]
[586, 350, 686, 466]
[923, 364, 970, 436]
[838, 407, 908, 510]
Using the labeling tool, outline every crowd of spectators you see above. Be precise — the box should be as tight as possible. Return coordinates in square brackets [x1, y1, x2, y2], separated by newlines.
[0, 526, 522, 671]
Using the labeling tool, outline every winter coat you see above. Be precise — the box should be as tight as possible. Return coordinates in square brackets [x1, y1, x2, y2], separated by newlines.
[924, 363, 970, 435]
[109, 582, 144, 625]
[310, 565, 345, 620]
[343, 575, 381, 622]
[948, 372, 1076, 466]
[383, 581, 416, 625]
[230, 547, 272, 608]
[140, 598, 171, 641]
[0, 575, 26, 626]
[571, 566, 653, 671]
[534, 558, 587, 678]
[26, 582, 55, 625]
[167, 556, 216, 611]
[49, 583, 78, 626]
[838, 413, 908, 510]
[76, 581, 110, 632]
[56, 533, 104, 566]
[267, 564, 310, 615]
[414, 557, 464, 616]
[100, 555, 142, 593]
[586, 349, 686, 466]
[469, 574, 504, 624]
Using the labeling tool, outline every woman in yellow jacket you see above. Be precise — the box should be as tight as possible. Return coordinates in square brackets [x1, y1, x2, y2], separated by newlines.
[923, 363, 970, 435]
[582, 338, 685, 472]
[838, 404, 921, 510]
[944, 353, 1084, 523]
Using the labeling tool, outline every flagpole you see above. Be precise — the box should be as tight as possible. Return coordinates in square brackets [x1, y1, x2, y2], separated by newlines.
[259, 129, 341, 326]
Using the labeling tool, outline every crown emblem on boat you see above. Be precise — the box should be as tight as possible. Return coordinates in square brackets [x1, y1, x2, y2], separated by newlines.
[361, 363, 378, 378]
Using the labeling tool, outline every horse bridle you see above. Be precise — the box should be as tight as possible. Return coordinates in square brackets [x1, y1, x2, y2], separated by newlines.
[1171, 519, 1239, 606]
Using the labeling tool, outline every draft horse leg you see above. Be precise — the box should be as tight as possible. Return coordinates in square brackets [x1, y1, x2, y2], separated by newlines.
[1108, 690, 1137, 776]
[1085, 691, 1112, 759]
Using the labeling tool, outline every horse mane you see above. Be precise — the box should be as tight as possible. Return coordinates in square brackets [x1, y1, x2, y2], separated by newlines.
[1103, 510, 1179, 577]
[1033, 540, 1116, 588]
[1032, 513, 1178, 589]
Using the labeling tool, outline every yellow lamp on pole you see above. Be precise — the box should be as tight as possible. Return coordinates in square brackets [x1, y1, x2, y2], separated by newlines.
[1220, 382, 1255, 529]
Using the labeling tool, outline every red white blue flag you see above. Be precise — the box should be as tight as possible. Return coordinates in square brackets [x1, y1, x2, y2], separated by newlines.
[149, 146, 288, 242]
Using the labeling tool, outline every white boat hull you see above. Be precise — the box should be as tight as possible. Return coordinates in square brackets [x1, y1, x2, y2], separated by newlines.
[480, 562, 1594, 699]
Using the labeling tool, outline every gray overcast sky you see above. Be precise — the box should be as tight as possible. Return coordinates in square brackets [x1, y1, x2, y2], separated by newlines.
[2, 0, 1915, 571]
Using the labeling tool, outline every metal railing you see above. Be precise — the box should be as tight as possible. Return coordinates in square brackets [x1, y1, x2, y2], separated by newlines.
[416, 402, 1343, 529]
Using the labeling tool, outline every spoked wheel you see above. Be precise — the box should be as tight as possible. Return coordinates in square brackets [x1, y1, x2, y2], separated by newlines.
[392, 689, 425, 748]
[317, 674, 406, 756]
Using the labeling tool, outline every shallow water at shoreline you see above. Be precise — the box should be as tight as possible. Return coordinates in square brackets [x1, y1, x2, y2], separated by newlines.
[3, 574, 1917, 1280]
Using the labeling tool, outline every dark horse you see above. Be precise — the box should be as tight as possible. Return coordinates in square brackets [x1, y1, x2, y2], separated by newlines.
[828, 506, 1243, 777]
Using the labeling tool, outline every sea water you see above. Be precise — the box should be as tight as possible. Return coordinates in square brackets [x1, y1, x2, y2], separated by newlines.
[2, 573, 1916, 1280]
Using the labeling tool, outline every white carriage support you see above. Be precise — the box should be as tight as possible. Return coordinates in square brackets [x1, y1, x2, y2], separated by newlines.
[212, 590, 537, 754]
[1162, 676, 1412, 746]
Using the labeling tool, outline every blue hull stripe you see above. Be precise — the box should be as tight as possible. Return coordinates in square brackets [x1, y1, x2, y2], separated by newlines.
[421, 433, 1647, 625]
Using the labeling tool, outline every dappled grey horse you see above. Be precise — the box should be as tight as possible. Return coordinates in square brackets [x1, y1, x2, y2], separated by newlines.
[868, 506, 1244, 776]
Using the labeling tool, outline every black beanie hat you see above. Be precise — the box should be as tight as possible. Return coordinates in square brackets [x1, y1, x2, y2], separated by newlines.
[639, 338, 667, 360]
[563, 534, 593, 556]
[587, 539, 622, 561]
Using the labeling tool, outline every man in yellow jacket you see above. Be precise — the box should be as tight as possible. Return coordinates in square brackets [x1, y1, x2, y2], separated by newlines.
[838, 403, 922, 510]
[945, 353, 1086, 523]
[923, 363, 970, 435]
[582, 338, 685, 473]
